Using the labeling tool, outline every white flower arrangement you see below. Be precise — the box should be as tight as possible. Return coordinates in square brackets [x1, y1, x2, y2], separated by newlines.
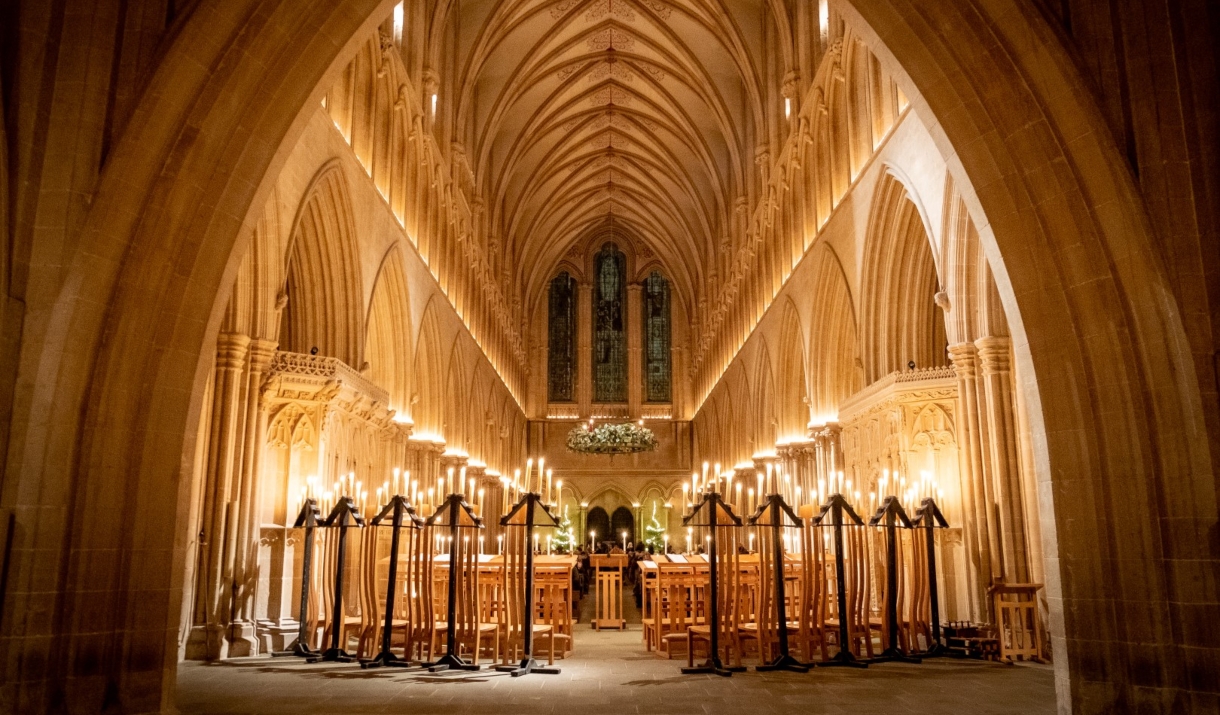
[566, 421, 658, 455]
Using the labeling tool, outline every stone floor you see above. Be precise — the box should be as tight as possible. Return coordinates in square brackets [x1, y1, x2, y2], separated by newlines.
[177, 589, 1056, 715]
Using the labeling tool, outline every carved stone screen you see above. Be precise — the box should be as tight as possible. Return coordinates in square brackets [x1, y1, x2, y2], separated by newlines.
[547, 271, 577, 402]
[593, 243, 627, 403]
[643, 271, 671, 402]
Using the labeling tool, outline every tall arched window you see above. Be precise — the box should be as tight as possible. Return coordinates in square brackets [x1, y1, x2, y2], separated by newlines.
[643, 271, 671, 402]
[547, 272, 577, 402]
[593, 243, 627, 402]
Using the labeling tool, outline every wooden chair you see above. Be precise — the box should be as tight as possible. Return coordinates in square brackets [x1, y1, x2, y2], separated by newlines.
[797, 521, 830, 662]
[990, 583, 1045, 662]
[657, 567, 698, 658]
[536, 565, 573, 657]
[688, 525, 747, 669]
[639, 560, 659, 650]
[499, 527, 555, 665]
[318, 523, 364, 655]
[356, 521, 383, 656]
[407, 524, 437, 661]
[590, 554, 628, 630]
[431, 535, 498, 666]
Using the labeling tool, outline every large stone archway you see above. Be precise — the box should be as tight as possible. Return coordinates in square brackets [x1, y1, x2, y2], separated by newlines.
[3, 2, 1213, 714]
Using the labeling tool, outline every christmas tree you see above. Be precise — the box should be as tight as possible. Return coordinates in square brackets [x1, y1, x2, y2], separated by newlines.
[552, 504, 575, 554]
[643, 502, 665, 553]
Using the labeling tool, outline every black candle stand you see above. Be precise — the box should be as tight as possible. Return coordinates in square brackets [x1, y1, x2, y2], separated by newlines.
[495, 492, 561, 677]
[749, 493, 811, 673]
[422, 493, 484, 672]
[307, 497, 365, 663]
[912, 497, 950, 658]
[272, 498, 323, 658]
[360, 495, 425, 670]
[680, 491, 744, 677]
[866, 496, 921, 664]
[810, 493, 868, 668]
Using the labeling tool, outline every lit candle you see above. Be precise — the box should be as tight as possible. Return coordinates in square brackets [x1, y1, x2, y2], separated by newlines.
[537, 458, 545, 494]
[556, 480, 563, 510]
[735, 481, 743, 508]
[497, 534, 504, 555]
[589, 530, 596, 547]
[748, 532, 755, 552]
[478, 488, 485, 515]
[622, 531, 627, 552]
[546, 468, 553, 503]
[533, 532, 540, 554]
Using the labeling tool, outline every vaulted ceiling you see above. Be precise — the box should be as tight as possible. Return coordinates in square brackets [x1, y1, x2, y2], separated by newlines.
[448, 0, 783, 314]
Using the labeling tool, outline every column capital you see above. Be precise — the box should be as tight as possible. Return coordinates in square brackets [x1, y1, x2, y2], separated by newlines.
[975, 336, 1012, 375]
[247, 339, 279, 372]
[215, 332, 251, 370]
[947, 342, 979, 377]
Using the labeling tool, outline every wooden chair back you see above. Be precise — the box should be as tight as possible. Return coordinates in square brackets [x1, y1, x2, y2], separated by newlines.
[990, 583, 1045, 662]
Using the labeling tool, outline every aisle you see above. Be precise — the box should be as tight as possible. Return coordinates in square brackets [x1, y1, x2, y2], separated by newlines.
[177, 587, 1055, 715]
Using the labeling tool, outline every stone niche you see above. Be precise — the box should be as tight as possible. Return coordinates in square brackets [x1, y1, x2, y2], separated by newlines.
[839, 367, 970, 621]
[255, 352, 409, 652]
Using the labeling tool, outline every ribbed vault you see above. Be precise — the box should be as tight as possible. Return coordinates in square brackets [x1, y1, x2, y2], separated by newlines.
[453, 0, 776, 317]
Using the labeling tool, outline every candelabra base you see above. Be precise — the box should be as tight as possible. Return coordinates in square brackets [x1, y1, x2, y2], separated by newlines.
[424, 653, 482, 672]
[755, 653, 811, 673]
[306, 647, 356, 664]
[816, 649, 869, 668]
[495, 657, 561, 677]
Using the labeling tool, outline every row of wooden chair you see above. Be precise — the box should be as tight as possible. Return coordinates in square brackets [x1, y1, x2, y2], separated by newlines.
[297, 523, 576, 666]
[638, 523, 936, 666]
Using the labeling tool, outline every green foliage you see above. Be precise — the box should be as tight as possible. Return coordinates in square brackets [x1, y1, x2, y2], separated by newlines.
[566, 421, 659, 455]
[643, 502, 665, 552]
[552, 504, 575, 554]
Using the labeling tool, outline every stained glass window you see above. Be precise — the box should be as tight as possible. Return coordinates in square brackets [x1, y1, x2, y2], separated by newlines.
[643, 271, 671, 402]
[593, 243, 627, 402]
[547, 272, 576, 402]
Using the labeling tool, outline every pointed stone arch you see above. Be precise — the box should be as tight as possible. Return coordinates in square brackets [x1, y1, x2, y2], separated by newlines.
[365, 244, 414, 418]
[806, 244, 860, 422]
[413, 297, 447, 438]
[776, 299, 810, 440]
[752, 340, 778, 452]
[280, 161, 365, 367]
[860, 171, 946, 383]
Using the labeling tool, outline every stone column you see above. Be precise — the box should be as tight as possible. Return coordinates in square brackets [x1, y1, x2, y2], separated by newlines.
[188, 332, 250, 660]
[228, 338, 277, 655]
[577, 283, 593, 417]
[977, 336, 1029, 583]
[948, 342, 996, 622]
[627, 283, 643, 417]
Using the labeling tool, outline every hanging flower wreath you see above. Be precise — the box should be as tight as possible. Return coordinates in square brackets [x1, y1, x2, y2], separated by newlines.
[566, 421, 658, 455]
